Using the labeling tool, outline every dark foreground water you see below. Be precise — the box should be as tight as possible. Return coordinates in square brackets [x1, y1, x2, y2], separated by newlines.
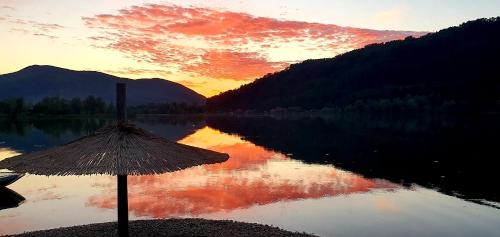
[0, 115, 499, 237]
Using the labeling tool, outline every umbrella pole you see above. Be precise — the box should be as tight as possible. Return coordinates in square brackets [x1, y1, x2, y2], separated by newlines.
[117, 175, 129, 237]
[116, 83, 129, 237]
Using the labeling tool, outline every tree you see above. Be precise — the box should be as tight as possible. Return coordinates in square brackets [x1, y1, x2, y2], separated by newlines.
[106, 103, 116, 115]
[83, 96, 97, 115]
[95, 97, 106, 114]
[2, 96, 115, 116]
[70, 97, 83, 114]
[0, 98, 28, 117]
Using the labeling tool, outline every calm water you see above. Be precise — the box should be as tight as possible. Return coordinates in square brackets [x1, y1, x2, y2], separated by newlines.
[0, 115, 499, 237]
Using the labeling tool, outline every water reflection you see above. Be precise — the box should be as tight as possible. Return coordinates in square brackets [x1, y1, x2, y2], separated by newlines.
[87, 127, 398, 218]
[1, 116, 500, 237]
[0, 118, 108, 154]
[0, 148, 21, 162]
[0, 117, 203, 154]
[206, 115, 500, 204]
[0, 188, 25, 211]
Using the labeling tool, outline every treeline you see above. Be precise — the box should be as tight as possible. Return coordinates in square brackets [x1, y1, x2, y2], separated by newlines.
[263, 95, 463, 115]
[0, 96, 114, 117]
[33, 96, 113, 115]
[128, 102, 205, 115]
[0, 96, 205, 118]
[332, 95, 462, 113]
[207, 18, 500, 114]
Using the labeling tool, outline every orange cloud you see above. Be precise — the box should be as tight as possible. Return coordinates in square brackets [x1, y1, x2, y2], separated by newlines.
[184, 51, 287, 81]
[103, 67, 172, 78]
[83, 4, 424, 82]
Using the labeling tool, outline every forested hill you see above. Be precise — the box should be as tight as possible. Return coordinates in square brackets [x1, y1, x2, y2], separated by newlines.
[0, 65, 205, 106]
[207, 18, 500, 113]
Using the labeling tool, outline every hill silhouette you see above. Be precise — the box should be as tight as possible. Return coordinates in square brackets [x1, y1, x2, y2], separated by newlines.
[207, 18, 500, 113]
[0, 65, 205, 106]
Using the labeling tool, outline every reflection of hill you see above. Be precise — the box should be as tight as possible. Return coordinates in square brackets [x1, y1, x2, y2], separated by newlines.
[133, 116, 205, 142]
[206, 115, 500, 203]
[0, 117, 205, 154]
[0, 187, 25, 210]
[0, 118, 108, 154]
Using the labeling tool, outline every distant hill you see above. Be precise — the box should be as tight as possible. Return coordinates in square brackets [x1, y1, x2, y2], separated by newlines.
[0, 65, 205, 106]
[207, 18, 500, 113]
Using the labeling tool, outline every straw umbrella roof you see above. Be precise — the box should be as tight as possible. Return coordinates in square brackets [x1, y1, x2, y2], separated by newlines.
[0, 123, 229, 176]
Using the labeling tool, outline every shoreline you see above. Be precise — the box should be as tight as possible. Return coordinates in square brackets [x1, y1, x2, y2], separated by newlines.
[7, 219, 316, 237]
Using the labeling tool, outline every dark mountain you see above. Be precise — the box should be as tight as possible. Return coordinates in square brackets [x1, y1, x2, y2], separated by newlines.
[207, 18, 500, 113]
[0, 65, 205, 106]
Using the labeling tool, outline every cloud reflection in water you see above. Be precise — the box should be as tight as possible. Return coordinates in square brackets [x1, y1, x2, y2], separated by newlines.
[87, 127, 399, 218]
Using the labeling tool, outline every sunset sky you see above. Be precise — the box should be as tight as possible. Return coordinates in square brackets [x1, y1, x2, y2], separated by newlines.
[1, 1, 499, 96]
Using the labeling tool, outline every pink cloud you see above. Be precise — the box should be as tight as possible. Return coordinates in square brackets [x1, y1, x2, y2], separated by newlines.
[104, 67, 172, 78]
[83, 4, 425, 82]
[7, 18, 64, 31]
[4, 16, 64, 39]
[183, 51, 288, 81]
[0, 5, 15, 11]
[32, 33, 57, 39]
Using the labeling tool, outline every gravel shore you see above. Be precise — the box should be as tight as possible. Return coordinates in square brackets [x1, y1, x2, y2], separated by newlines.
[8, 219, 316, 237]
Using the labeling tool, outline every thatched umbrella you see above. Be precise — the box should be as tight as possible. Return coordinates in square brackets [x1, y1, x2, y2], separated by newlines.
[0, 83, 229, 237]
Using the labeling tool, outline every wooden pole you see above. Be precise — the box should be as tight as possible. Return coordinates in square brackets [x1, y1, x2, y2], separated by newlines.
[117, 175, 128, 237]
[116, 83, 129, 237]
[117, 83, 127, 123]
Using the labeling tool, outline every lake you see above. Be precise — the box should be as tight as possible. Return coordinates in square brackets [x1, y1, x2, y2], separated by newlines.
[1, 115, 499, 237]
